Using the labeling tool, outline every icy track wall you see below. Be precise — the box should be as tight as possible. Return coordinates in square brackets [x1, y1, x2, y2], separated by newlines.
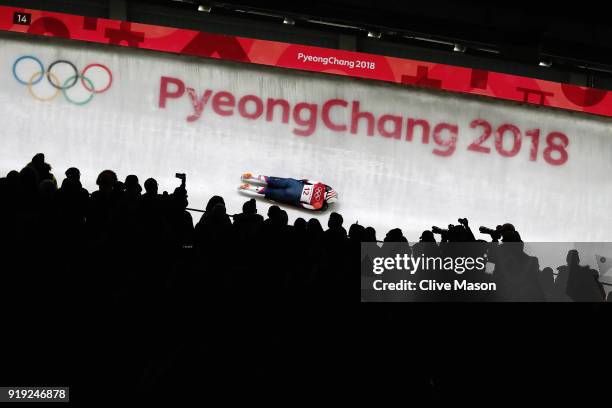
[2, 34, 612, 241]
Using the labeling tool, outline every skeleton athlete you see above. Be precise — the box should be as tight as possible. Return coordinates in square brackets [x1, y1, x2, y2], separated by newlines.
[239, 173, 338, 211]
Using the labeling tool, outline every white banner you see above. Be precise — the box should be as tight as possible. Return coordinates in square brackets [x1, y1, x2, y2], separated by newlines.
[2, 34, 612, 241]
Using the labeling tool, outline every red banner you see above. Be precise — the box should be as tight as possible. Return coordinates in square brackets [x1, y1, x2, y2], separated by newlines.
[2, 5, 612, 117]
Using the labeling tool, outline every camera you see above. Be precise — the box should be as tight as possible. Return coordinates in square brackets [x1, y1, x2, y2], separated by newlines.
[457, 218, 468, 226]
[175, 172, 186, 189]
[479, 226, 496, 235]
[431, 225, 448, 235]
[479, 225, 503, 240]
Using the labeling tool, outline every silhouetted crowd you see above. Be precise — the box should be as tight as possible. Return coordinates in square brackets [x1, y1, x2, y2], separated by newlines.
[1, 153, 610, 403]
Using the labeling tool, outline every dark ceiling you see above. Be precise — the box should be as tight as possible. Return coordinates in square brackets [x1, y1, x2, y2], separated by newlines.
[145, 0, 612, 69]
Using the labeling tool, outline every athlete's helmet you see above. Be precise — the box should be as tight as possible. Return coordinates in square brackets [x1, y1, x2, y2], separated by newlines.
[325, 186, 338, 203]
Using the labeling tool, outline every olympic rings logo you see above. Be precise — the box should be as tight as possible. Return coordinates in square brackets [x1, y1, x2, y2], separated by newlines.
[12, 55, 113, 105]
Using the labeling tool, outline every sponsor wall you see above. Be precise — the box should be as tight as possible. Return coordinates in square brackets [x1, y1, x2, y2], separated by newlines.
[1, 34, 612, 242]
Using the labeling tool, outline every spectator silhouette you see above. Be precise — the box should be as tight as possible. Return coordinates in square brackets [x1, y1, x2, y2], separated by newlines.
[488, 229, 544, 301]
[65, 167, 82, 182]
[0, 170, 22, 220]
[26, 153, 55, 186]
[265, 205, 282, 225]
[261, 205, 284, 242]
[141, 178, 160, 214]
[413, 230, 437, 250]
[306, 218, 324, 249]
[233, 198, 263, 230]
[58, 167, 89, 217]
[363, 226, 377, 242]
[233, 199, 264, 256]
[195, 200, 232, 248]
[144, 177, 158, 195]
[166, 186, 194, 248]
[205, 195, 225, 213]
[562, 250, 605, 302]
[279, 209, 290, 229]
[88, 169, 121, 242]
[18, 166, 40, 211]
[412, 230, 441, 268]
[292, 217, 309, 258]
[348, 223, 365, 243]
[384, 228, 407, 243]
[124, 175, 142, 196]
[195, 196, 230, 248]
[325, 212, 347, 241]
[293, 217, 307, 233]
[119, 175, 142, 216]
[539, 267, 555, 301]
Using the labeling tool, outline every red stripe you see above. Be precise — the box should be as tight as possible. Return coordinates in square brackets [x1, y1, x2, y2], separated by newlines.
[2, 5, 611, 117]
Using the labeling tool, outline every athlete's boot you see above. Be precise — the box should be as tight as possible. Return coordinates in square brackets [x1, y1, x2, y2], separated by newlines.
[241, 173, 268, 184]
[239, 183, 266, 195]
